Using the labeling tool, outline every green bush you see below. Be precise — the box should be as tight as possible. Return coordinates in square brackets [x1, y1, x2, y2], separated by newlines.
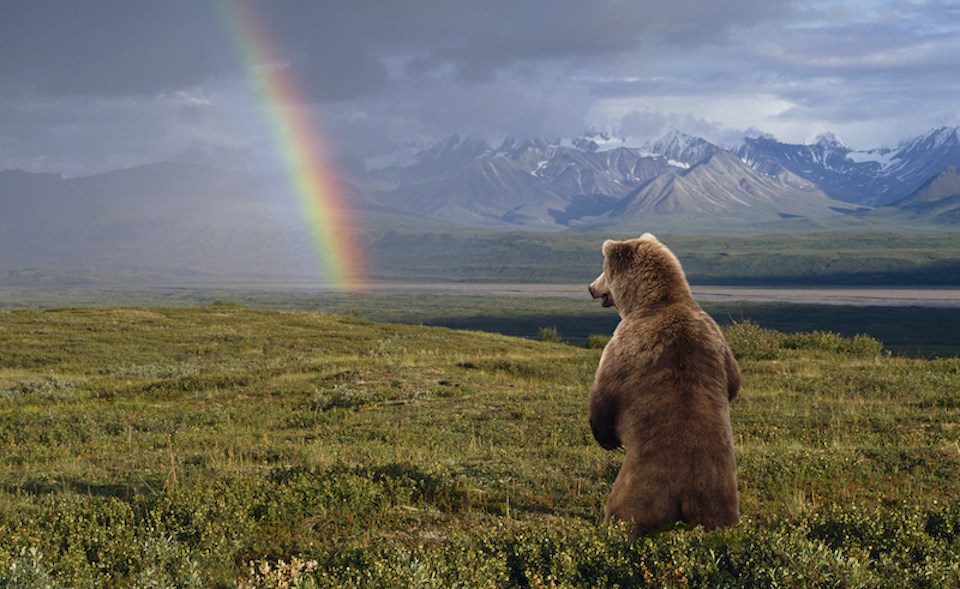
[1, 547, 63, 589]
[782, 331, 885, 358]
[236, 507, 960, 588]
[311, 384, 376, 411]
[585, 334, 610, 349]
[723, 320, 885, 360]
[537, 326, 561, 343]
[722, 320, 785, 360]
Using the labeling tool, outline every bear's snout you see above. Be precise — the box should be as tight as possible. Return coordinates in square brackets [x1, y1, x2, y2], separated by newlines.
[589, 273, 614, 308]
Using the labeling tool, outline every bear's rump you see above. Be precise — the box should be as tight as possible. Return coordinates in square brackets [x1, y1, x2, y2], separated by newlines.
[608, 444, 738, 532]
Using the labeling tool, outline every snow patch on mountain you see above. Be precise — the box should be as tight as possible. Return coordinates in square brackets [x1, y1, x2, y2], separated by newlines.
[846, 148, 896, 168]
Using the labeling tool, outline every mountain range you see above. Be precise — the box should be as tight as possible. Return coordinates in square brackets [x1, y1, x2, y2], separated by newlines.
[736, 127, 960, 207]
[347, 126, 960, 229]
[2, 127, 960, 282]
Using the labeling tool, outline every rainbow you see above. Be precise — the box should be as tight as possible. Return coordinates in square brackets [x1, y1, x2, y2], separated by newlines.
[221, 0, 367, 290]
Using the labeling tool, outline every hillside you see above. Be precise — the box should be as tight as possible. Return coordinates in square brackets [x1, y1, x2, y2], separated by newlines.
[1, 306, 958, 586]
[0, 162, 302, 280]
[0, 162, 438, 283]
[891, 165, 960, 224]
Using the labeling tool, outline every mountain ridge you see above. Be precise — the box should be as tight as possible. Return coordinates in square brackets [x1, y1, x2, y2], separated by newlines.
[735, 127, 960, 206]
[6, 127, 960, 233]
[3, 126, 960, 282]
[351, 127, 959, 228]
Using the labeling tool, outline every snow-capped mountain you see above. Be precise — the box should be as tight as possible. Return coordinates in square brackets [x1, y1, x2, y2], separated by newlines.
[357, 131, 860, 228]
[736, 127, 960, 206]
[356, 126, 960, 228]
[649, 131, 720, 168]
[736, 133, 889, 205]
[366, 133, 689, 227]
[882, 127, 960, 204]
[5, 128, 957, 286]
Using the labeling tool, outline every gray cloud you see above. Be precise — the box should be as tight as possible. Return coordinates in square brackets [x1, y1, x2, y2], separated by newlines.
[0, 0, 792, 99]
[1, 0, 958, 174]
[0, 2, 227, 96]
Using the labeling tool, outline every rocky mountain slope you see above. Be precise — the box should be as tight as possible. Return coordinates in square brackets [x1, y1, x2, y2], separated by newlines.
[600, 150, 848, 225]
[890, 165, 960, 224]
[736, 127, 960, 206]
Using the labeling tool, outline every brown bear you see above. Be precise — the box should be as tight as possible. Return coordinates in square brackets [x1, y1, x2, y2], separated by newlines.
[587, 233, 740, 536]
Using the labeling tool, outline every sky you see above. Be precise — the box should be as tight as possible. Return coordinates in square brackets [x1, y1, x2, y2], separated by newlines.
[2, 0, 960, 177]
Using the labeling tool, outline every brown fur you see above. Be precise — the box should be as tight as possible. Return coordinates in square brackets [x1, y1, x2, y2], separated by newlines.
[587, 234, 740, 536]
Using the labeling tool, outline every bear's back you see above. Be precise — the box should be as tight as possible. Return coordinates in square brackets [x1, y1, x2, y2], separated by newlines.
[613, 303, 733, 450]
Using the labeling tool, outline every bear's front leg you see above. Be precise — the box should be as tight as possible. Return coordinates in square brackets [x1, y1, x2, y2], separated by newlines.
[589, 383, 621, 450]
[725, 345, 741, 401]
[590, 339, 625, 450]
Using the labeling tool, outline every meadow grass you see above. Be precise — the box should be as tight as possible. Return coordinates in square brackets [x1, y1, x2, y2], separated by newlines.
[0, 305, 958, 587]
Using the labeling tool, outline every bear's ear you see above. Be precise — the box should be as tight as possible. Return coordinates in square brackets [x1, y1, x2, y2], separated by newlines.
[603, 240, 634, 274]
[639, 233, 658, 243]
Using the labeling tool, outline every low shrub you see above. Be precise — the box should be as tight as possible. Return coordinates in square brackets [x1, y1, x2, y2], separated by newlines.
[722, 320, 785, 360]
[236, 506, 960, 588]
[723, 320, 885, 360]
[585, 334, 610, 349]
[782, 331, 885, 358]
[537, 326, 561, 343]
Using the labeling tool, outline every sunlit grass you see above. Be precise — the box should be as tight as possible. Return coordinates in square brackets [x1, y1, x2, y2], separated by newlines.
[0, 306, 958, 587]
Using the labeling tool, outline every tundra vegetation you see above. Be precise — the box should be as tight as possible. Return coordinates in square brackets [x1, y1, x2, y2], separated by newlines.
[0, 304, 958, 587]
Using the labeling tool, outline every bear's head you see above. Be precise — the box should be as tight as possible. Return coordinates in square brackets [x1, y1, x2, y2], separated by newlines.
[588, 233, 692, 316]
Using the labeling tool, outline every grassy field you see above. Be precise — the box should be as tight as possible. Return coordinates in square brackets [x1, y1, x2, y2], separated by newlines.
[1, 305, 959, 587]
[365, 230, 960, 285]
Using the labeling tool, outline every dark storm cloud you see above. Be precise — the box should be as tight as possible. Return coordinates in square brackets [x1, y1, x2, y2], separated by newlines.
[1, 0, 791, 100]
[362, 0, 793, 82]
[0, 1, 387, 101]
[0, 1, 228, 96]
[2, 0, 959, 175]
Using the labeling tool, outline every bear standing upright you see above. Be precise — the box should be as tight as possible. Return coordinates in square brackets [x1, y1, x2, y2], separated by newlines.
[588, 234, 740, 536]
